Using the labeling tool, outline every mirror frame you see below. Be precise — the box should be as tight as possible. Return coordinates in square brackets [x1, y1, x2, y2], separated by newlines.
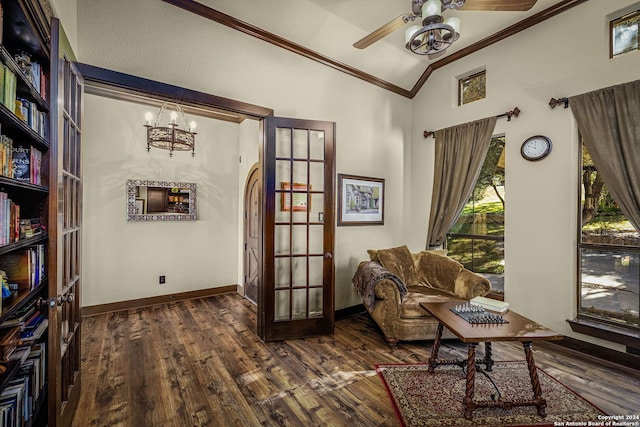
[127, 179, 197, 221]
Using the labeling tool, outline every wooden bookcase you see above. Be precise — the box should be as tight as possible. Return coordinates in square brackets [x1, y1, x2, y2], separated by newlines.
[0, 1, 82, 426]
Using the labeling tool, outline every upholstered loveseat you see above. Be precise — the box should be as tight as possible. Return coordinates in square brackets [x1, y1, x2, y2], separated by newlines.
[352, 245, 491, 345]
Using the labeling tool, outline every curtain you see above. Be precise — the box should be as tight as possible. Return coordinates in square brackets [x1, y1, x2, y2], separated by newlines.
[569, 79, 640, 231]
[426, 116, 497, 248]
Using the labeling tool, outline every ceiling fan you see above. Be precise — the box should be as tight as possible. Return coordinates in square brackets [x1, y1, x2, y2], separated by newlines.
[354, 0, 537, 55]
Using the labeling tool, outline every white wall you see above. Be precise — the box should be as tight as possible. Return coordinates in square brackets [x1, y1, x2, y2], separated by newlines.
[236, 119, 260, 295]
[49, 0, 78, 53]
[82, 95, 241, 307]
[75, 0, 413, 309]
[410, 0, 640, 350]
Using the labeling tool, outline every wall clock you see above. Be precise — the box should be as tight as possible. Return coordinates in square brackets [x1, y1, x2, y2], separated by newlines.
[521, 135, 552, 161]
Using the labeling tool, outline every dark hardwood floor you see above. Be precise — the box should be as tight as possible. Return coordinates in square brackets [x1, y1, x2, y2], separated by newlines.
[72, 293, 640, 426]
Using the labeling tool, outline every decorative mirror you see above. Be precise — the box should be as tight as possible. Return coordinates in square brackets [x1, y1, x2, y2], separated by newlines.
[127, 179, 197, 221]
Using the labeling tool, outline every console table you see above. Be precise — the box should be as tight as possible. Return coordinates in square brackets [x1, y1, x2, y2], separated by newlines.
[420, 301, 563, 420]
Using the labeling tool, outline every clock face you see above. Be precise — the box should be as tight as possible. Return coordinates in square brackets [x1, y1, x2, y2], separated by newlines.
[521, 136, 552, 161]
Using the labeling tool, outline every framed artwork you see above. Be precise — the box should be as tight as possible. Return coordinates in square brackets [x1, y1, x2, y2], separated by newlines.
[338, 174, 384, 226]
[281, 182, 311, 212]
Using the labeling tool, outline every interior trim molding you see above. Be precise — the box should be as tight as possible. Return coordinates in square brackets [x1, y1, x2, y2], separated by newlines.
[75, 62, 274, 121]
[81, 285, 238, 317]
[335, 303, 366, 321]
[411, 0, 589, 97]
[162, 0, 588, 99]
[161, 0, 412, 98]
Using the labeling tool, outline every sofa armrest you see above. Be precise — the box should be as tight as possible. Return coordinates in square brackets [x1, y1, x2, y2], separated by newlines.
[374, 279, 403, 306]
[453, 269, 492, 300]
[370, 278, 402, 315]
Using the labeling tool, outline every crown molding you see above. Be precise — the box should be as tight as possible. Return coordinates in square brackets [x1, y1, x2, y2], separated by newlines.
[163, 0, 588, 99]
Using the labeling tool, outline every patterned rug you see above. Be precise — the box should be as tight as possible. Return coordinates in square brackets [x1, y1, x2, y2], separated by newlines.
[376, 361, 606, 427]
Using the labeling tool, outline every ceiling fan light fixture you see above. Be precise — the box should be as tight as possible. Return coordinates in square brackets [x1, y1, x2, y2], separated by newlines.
[422, 0, 443, 24]
[406, 0, 460, 56]
[443, 16, 460, 39]
[405, 25, 422, 47]
[422, 0, 442, 17]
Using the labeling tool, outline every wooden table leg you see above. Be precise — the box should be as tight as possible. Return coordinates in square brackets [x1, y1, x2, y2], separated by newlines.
[523, 341, 547, 417]
[483, 341, 494, 371]
[463, 343, 477, 420]
[428, 323, 444, 373]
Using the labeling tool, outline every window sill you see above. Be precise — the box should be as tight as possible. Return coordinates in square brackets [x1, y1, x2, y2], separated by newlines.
[567, 317, 640, 352]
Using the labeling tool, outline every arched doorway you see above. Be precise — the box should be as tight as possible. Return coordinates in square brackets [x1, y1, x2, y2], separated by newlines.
[243, 163, 261, 304]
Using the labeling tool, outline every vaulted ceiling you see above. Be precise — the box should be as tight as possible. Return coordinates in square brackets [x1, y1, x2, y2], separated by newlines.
[164, 0, 586, 98]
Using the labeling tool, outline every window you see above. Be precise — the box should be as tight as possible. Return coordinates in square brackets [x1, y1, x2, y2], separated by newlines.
[610, 9, 639, 57]
[446, 136, 505, 295]
[578, 142, 639, 331]
[458, 70, 486, 106]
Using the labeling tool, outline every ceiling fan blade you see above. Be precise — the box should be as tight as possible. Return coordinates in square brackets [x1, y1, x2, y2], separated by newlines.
[460, 0, 537, 11]
[353, 14, 412, 49]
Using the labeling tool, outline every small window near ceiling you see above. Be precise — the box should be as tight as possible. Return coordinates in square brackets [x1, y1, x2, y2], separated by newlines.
[458, 70, 486, 106]
[610, 9, 639, 57]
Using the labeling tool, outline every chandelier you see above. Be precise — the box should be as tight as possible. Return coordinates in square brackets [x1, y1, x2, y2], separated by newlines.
[405, 0, 461, 55]
[144, 102, 196, 157]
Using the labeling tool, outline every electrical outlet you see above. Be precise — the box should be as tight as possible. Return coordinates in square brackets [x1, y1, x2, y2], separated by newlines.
[159, 275, 166, 284]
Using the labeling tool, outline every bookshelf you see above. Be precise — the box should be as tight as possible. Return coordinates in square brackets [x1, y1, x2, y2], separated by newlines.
[0, 1, 82, 426]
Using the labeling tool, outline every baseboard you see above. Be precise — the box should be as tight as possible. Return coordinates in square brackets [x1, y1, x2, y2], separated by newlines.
[81, 285, 238, 317]
[336, 303, 366, 320]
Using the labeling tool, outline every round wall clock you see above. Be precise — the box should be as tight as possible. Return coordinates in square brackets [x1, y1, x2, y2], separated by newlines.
[521, 135, 552, 161]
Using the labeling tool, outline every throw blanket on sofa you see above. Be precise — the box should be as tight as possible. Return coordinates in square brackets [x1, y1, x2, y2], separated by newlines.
[352, 261, 408, 312]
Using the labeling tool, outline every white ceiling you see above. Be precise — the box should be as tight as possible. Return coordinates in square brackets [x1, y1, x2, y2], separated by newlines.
[196, 0, 567, 90]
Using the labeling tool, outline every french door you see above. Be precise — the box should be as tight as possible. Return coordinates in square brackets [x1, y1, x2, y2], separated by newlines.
[258, 117, 335, 341]
[49, 18, 83, 427]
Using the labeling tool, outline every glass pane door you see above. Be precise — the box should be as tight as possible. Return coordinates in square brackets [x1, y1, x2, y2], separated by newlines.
[260, 117, 335, 341]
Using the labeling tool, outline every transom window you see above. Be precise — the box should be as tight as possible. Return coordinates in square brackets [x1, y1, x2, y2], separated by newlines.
[610, 9, 639, 57]
[578, 141, 639, 331]
[446, 136, 504, 295]
[458, 70, 486, 106]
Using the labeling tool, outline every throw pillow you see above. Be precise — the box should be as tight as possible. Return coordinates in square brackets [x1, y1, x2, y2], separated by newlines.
[414, 251, 462, 294]
[375, 245, 418, 285]
[367, 249, 380, 263]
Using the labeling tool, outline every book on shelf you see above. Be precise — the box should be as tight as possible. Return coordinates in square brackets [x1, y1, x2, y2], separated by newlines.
[15, 98, 46, 138]
[0, 300, 36, 329]
[10, 145, 29, 182]
[20, 316, 47, 341]
[0, 245, 45, 291]
[0, 379, 25, 426]
[1, 65, 16, 113]
[9, 145, 41, 184]
[0, 135, 12, 177]
[30, 146, 41, 185]
[470, 296, 509, 313]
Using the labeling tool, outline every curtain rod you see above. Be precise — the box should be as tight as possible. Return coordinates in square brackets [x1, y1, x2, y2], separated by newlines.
[423, 106, 521, 139]
[549, 97, 570, 109]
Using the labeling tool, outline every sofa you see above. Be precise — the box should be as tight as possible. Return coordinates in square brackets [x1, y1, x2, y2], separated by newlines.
[352, 245, 491, 345]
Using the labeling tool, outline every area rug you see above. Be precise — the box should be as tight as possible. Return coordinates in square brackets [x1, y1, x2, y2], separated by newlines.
[376, 361, 606, 427]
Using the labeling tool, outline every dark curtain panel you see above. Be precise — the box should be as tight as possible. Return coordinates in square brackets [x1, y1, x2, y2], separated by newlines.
[569, 79, 640, 231]
[426, 116, 497, 248]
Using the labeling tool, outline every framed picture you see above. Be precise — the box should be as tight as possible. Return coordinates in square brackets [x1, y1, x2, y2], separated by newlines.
[281, 182, 311, 212]
[338, 174, 384, 226]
